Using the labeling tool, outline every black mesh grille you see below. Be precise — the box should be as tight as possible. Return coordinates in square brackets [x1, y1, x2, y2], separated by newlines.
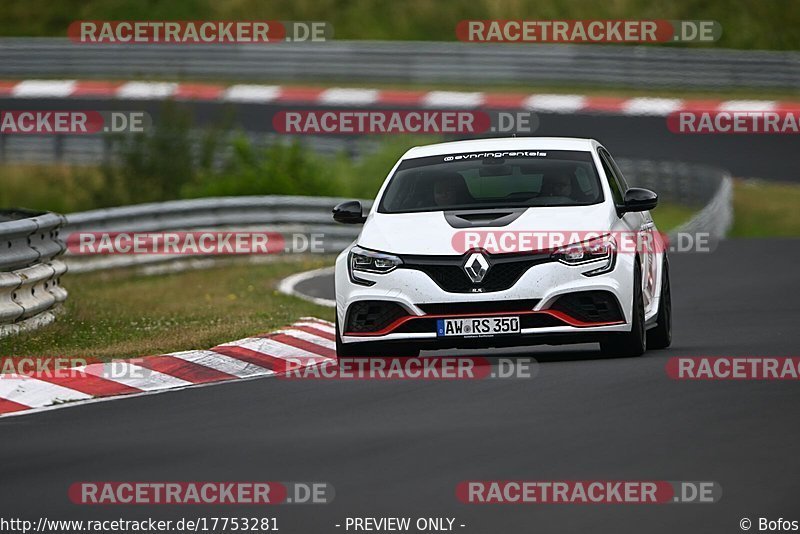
[401, 252, 552, 293]
[417, 299, 540, 315]
[549, 291, 624, 323]
[345, 301, 409, 333]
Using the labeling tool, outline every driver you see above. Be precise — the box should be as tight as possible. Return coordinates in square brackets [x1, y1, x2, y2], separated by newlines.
[542, 171, 574, 199]
[433, 173, 472, 207]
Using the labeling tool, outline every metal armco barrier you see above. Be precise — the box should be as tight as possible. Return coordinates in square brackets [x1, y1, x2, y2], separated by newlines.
[0, 38, 798, 90]
[0, 210, 68, 337]
[61, 196, 373, 273]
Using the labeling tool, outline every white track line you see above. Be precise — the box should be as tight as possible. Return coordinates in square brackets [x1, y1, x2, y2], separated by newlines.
[278, 267, 336, 307]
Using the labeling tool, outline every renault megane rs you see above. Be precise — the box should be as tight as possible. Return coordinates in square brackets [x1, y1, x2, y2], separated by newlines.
[332, 137, 671, 357]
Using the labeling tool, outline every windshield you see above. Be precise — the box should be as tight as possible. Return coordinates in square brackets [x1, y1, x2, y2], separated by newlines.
[377, 150, 604, 213]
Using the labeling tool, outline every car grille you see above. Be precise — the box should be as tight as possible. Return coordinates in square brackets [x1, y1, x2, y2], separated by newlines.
[417, 299, 540, 315]
[400, 252, 553, 293]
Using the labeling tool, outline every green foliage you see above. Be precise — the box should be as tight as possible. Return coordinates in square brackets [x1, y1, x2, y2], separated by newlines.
[1, 0, 798, 50]
[97, 102, 208, 206]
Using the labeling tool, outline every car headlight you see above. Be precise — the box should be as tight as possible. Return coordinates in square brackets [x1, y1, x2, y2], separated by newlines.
[552, 234, 616, 276]
[348, 246, 403, 285]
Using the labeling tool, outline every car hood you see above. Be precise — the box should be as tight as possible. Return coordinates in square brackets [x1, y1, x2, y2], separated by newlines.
[357, 204, 615, 255]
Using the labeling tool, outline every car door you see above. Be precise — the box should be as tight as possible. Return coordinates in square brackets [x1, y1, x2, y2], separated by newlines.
[598, 148, 658, 311]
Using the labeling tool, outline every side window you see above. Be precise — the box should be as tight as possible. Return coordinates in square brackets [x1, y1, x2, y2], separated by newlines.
[598, 149, 624, 205]
[605, 151, 630, 191]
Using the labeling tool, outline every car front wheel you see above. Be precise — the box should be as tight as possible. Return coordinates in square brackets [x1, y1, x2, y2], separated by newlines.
[646, 256, 672, 350]
[600, 261, 646, 357]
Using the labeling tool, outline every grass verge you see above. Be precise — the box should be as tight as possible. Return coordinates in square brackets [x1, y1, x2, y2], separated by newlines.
[651, 203, 697, 232]
[731, 179, 800, 237]
[0, 257, 335, 361]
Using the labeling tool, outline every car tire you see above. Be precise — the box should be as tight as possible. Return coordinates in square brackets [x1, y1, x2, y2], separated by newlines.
[646, 256, 672, 350]
[335, 316, 420, 357]
[600, 260, 646, 357]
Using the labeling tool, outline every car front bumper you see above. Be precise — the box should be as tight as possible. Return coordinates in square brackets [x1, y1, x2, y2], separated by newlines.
[335, 248, 642, 347]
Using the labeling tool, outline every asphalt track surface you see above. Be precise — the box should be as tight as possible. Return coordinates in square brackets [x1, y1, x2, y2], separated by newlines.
[1, 238, 798, 533]
[1, 97, 798, 181]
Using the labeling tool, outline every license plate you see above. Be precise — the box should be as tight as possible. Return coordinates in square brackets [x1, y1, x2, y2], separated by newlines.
[436, 316, 521, 337]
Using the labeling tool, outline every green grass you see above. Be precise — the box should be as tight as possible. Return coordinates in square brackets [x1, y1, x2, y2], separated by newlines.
[650, 203, 697, 231]
[0, 164, 107, 213]
[2, 0, 799, 50]
[731, 179, 800, 237]
[0, 258, 335, 361]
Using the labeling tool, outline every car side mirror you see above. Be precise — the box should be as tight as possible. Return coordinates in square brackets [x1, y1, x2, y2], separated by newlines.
[620, 188, 658, 213]
[333, 200, 367, 224]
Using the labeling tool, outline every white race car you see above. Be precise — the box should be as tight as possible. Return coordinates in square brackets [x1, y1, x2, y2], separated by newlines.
[333, 137, 671, 357]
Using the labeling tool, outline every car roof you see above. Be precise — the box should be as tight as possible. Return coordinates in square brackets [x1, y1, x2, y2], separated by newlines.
[402, 137, 599, 159]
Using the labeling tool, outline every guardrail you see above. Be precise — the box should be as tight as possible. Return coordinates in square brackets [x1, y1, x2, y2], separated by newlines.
[0, 38, 798, 90]
[62, 196, 371, 273]
[0, 210, 68, 338]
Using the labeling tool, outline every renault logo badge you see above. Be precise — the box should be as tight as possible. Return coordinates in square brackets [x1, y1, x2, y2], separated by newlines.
[463, 252, 490, 284]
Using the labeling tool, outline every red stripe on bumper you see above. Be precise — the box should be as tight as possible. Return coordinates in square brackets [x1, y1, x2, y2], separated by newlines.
[345, 309, 624, 336]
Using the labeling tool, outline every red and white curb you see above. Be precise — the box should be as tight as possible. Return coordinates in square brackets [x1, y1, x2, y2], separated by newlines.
[0, 317, 335, 418]
[2, 79, 798, 117]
